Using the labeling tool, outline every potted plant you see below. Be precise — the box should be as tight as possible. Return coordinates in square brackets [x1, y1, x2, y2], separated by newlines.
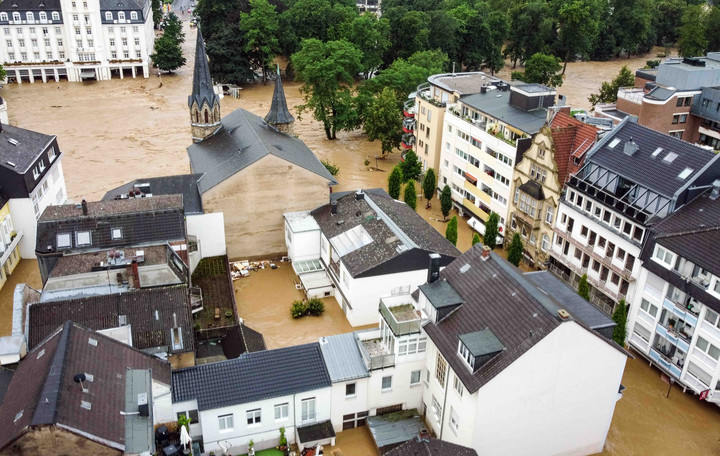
[248, 439, 255, 456]
[278, 426, 288, 454]
[668, 317, 676, 330]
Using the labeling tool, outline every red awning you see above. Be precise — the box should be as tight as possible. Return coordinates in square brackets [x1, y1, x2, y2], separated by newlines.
[465, 173, 478, 184]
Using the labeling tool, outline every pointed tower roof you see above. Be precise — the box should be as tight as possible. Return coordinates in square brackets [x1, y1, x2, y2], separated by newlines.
[264, 66, 295, 126]
[188, 29, 219, 109]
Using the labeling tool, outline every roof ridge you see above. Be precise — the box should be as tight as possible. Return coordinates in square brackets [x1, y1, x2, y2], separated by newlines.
[655, 225, 720, 240]
[31, 320, 72, 426]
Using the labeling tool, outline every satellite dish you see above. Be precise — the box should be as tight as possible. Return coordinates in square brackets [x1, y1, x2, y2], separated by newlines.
[73, 373, 87, 383]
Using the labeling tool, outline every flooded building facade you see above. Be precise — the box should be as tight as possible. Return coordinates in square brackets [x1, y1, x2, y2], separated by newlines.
[0, 0, 155, 83]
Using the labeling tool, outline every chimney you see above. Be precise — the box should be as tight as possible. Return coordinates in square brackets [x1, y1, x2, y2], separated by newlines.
[710, 179, 720, 200]
[427, 253, 441, 283]
[131, 259, 140, 289]
[355, 189, 365, 201]
[81, 199, 88, 215]
[481, 245, 491, 260]
[623, 138, 639, 156]
[331, 200, 338, 215]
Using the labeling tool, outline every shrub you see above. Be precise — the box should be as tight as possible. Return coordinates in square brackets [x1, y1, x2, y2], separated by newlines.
[177, 414, 190, 433]
[404, 181, 417, 210]
[290, 300, 308, 318]
[611, 299, 628, 347]
[388, 166, 403, 199]
[578, 274, 590, 301]
[364, 159, 371, 166]
[307, 298, 325, 316]
[507, 233, 524, 266]
[322, 160, 339, 177]
[440, 185, 452, 220]
[472, 233, 481, 246]
[446, 216, 458, 246]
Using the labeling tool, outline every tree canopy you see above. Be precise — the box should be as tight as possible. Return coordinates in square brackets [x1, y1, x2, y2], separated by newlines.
[388, 166, 404, 199]
[588, 65, 635, 106]
[151, 15, 186, 72]
[240, 0, 281, 82]
[422, 168, 437, 207]
[440, 185, 452, 221]
[363, 87, 403, 156]
[507, 233, 524, 267]
[404, 181, 417, 210]
[446, 216, 458, 246]
[484, 212, 500, 250]
[513, 53, 564, 87]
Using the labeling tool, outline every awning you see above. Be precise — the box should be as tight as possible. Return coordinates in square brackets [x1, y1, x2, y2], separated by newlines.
[465, 173, 477, 184]
[297, 420, 335, 444]
[292, 259, 323, 275]
[80, 69, 96, 79]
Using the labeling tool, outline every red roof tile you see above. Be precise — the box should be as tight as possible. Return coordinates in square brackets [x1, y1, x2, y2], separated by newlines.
[550, 113, 598, 184]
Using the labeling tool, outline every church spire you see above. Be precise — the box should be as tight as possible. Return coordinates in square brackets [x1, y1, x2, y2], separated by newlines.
[264, 65, 295, 135]
[189, 29, 221, 142]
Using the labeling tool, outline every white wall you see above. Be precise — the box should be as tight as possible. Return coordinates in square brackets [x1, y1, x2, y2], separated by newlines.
[329, 378, 369, 433]
[187, 212, 226, 259]
[152, 381, 174, 425]
[366, 356, 425, 413]
[172, 399, 203, 438]
[285, 222, 320, 262]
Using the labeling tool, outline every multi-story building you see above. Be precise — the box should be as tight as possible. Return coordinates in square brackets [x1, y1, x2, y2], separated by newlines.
[549, 118, 720, 315]
[438, 82, 554, 233]
[0, 123, 67, 259]
[595, 54, 720, 148]
[506, 110, 598, 268]
[405, 72, 490, 174]
[0, 197, 21, 292]
[626, 183, 720, 401]
[356, 0, 380, 15]
[0, 0, 155, 83]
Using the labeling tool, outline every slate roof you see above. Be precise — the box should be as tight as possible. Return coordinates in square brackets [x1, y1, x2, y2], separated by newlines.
[422, 246, 561, 393]
[297, 420, 335, 444]
[645, 86, 676, 101]
[0, 123, 54, 174]
[386, 438, 478, 456]
[312, 189, 460, 278]
[586, 120, 720, 198]
[28, 285, 194, 353]
[187, 107, 336, 194]
[99, 0, 145, 11]
[0, 321, 170, 453]
[419, 279, 463, 309]
[461, 90, 548, 134]
[36, 195, 185, 255]
[0, 368, 13, 405]
[0, 0, 62, 11]
[172, 343, 331, 411]
[319, 333, 369, 383]
[648, 189, 720, 276]
[265, 70, 295, 125]
[550, 112, 598, 185]
[102, 174, 204, 214]
[518, 180, 545, 201]
[220, 324, 267, 359]
[188, 29, 219, 110]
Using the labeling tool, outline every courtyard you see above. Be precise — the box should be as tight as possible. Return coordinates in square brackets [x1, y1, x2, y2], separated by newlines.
[0, 260, 41, 337]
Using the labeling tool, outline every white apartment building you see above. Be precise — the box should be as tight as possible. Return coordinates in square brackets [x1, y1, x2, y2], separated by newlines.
[549, 118, 720, 315]
[437, 83, 554, 232]
[627, 185, 720, 401]
[0, 0, 155, 83]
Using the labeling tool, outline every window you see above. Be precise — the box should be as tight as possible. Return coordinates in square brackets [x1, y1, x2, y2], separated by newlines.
[176, 410, 199, 424]
[7, 52, 13, 60]
[246, 409, 261, 426]
[52, 12, 60, 21]
[541, 234, 550, 251]
[398, 335, 426, 356]
[109, 38, 115, 46]
[111, 51, 117, 58]
[218, 414, 233, 432]
[105, 11, 112, 20]
[5, 40, 10, 48]
[57, 233, 71, 248]
[86, 27, 91, 34]
[346, 383, 356, 397]
[123, 51, 129, 58]
[44, 38, 50, 47]
[26, 12, 34, 22]
[3, 28, 9, 35]
[435, 353, 447, 385]
[57, 38, 62, 46]
[453, 375, 463, 396]
[75, 27, 81, 35]
[695, 336, 720, 361]
[87, 39, 92, 47]
[274, 403, 289, 421]
[39, 12, 46, 21]
[111, 227, 122, 240]
[653, 245, 674, 267]
[18, 38, 24, 47]
[122, 38, 127, 46]
[120, 26, 126, 33]
[381, 375, 392, 391]
[431, 395, 442, 423]
[134, 37, 139, 46]
[640, 299, 658, 318]
[133, 26, 139, 33]
[410, 370, 421, 386]
[676, 97, 684, 107]
[76, 231, 91, 246]
[131, 11, 138, 20]
[545, 206, 553, 224]
[301, 398, 316, 422]
[449, 407, 459, 433]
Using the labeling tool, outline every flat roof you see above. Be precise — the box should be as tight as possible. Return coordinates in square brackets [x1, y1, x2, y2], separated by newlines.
[285, 210, 320, 233]
[428, 72, 498, 95]
[461, 90, 547, 135]
[319, 333, 369, 383]
[368, 409, 425, 449]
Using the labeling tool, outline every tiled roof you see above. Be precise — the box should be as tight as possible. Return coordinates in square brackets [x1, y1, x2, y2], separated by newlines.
[0, 368, 12, 406]
[0, 321, 170, 452]
[99, 0, 144, 10]
[648, 189, 720, 276]
[172, 343, 331, 411]
[518, 180, 545, 201]
[312, 189, 460, 278]
[28, 285, 194, 353]
[0, 123, 54, 174]
[187, 107, 336, 194]
[422, 246, 560, 393]
[36, 195, 185, 255]
[586, 120, 720, 198]
[386, 438, 478, 456]
[0, 0, 62, 12]
[550, 112, 598, 184]
[102, 174, 204, 214]
[319, 333, 369, 383]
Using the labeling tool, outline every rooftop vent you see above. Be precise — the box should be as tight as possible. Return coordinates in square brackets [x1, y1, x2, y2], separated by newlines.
[81, 401, 92, 410]
[651, 147, 663, 158]
[7, 138, 18, 146]
[710, 179, 720, 200]
[623, 139, 639, 156]
[5, 161, 15, 167]
[558, 309, 571, 320]
[481, 245, 491, 260]
[13, 410, 23, 423]
[355, 189, 365, 201]
[88, 337, 97, 346]
[459, 263, 471, 274]
[663, 152, 678, 163]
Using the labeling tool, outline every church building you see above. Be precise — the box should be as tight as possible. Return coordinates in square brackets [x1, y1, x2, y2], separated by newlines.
[187, 30, 336, 259]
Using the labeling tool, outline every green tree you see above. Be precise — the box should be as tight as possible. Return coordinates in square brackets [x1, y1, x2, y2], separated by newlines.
[388, 166, 404, 199]
[292, 39, 363, 140]
[554, 0, 598, 74]
[653, 0, 686, 47]
[0, 64, 6, 82]
[384, 8, 430, 64]
[678, 5, 707, 58]
[483, 212, 500, 251]
[440, 185, 452, 221]
[205, 27, 256, 84]
[363, 87, 403, 156]
[321, 160, 339, 177]
[504, 1, 553, 67]
[240, 0, 281, 83]
[610, 0, 654, 58]
[611, 299, 628, 347]
[706, 6, 720, 52]
[151, 0, 163, 28]
[588, 65, 635, 106]
[362, 50, 449, 101]
[472, 232, 481, 246]
[446, 216, 458, 246]
[151, 33, 186, 72]
[341, 13, 390, 79]
[404, 181, 417, 210]
[161, 13, 184, 43]
[422, 168, 437, 208]
[507, 233, 524, 267]
[279, 0, 357, 55]
[514, 53, 563, 87]
[578, 273, 590, 301]
[399, 149, 422, 182]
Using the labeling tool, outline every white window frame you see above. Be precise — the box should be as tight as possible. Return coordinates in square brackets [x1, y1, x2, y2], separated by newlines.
[301, 398, 316, 423]
[381, 375, 392, 391]
[410, 370, 421, 386]
[218, 414, 234, 433]
[345, 382, 356, 397]
[246, 408, 261, 426]
[453, 375, 464, 396]
[274, 403, 289, 421]
[75, 231, 91, 246]
[57, 233, 71, 249]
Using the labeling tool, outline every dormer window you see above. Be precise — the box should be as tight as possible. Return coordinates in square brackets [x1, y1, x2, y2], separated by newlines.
[111, 227, 122, 240]
[26, 12, 34, 22]
[12, 13, 20, 22]
[52, 12, 60, 21]
[457, 329, 505, 373]
[0, 13, 8, 21]
[130, 11, 137, 20]
[57, 233, 71, 249]
[75, 231, 91, 246]
[105, 11, 112, 20]
[118, 11, 125, 21]
[39, 12, 46, 21]
[458, 339, 474, 369]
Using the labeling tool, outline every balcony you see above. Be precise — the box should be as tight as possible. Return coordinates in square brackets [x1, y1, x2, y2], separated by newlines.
[464, 180, 491, 205]
[553, 227, 634, 282]
[403, 99, 415, 118]
[190, 286, 203, 314]
[401, 133, 415, 150]
[661, 297, 698, 341]
[513, 209, 541, 231]
[379, 295, 424, 336]
[649, 347, 684, 379]
[416, 82, 446, 108]
[402, 118, 415, 133]
[0, 231, 22, 268]
[617, 87, 644, 105]
[463, 198, 488, 221]
[355, 328, 394, 370]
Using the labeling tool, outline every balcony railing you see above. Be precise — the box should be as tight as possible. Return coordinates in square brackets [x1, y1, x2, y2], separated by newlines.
[403, 99, 415, 117]
[0, 231, 22, 268]
[513, 210, 541, 231]
[553, 227, 634, 282]
[380, 295, 423, 336]
[190, 286, 203, 314]
[649, 347, 683, 379]
[355, 328, 394, 370]
[617, 87, 644, 105]
[417, 82, 446, 108]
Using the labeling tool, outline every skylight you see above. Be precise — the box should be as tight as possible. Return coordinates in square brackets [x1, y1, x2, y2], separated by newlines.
[330, 224, 373, 257]
[651, 147, 663, 158]
[111, 227, 122, 240]
[678, 167, 693, 179]
[57, 233, 71, 249]
[608, 138, 621, 149]
[76, 231, 91, 246]
[663, 152, 678, 163]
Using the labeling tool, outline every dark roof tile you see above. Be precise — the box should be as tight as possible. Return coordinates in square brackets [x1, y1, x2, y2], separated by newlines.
[386, 438, 478, 456]
[102, 174, 204, 214]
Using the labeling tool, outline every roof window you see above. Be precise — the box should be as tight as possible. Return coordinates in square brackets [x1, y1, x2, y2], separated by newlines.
[111, 227, 122, 240]
[678, 167, 693, 179]
[75, 231, 91, 246]
[663, 152, 678, 163]
[651, 147, 663, 158]
[608, 138, 621, 149]
[57, 233, 71, 249]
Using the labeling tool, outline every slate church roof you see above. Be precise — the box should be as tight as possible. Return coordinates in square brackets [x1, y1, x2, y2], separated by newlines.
[188, 29, 219, 110]
[265, 68, 295, 126]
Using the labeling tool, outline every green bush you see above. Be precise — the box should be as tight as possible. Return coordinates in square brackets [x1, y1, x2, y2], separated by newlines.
[307, 298, 325, 316]
[290, 300, 308, 318]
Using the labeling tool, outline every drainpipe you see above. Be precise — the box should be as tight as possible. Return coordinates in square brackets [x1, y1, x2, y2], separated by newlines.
[439, 358, 450, 440]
